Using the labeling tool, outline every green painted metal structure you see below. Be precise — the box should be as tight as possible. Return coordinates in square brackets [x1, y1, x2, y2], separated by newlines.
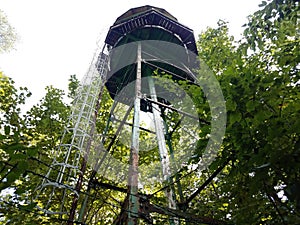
[104, 5, 198, 105]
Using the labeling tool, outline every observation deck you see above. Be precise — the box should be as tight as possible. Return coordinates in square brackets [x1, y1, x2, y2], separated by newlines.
[103, 5, 199, 105]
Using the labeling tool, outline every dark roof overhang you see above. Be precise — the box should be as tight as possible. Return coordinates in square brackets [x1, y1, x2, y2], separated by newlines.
[105, 5, 198, 55]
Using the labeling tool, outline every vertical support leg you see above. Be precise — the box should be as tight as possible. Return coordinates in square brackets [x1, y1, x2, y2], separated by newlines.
[147, 76, 178, 225]
[78, 101, 119, 222]
[162, 111, 184, 225]
[128, 42, 142, 225]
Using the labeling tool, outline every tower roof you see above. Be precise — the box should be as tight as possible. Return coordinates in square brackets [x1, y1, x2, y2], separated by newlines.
[114, 5, 178, 25]
[105, 5, 198, 55]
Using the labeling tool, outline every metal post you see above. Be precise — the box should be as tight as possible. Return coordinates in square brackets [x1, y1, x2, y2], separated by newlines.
[128, 42, 142, 225]
[162, 110, 184, 225]
[77, 101, 118, 222]
[147, 76, 177, 225]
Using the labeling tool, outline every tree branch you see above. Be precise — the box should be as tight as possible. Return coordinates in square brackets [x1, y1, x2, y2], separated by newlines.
[179, 157, 231, 208]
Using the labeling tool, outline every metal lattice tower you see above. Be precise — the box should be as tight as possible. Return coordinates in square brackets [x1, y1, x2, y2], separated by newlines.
[34, 5, 200, 225]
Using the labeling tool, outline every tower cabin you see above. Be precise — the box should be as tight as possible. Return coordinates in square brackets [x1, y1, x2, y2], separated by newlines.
[102, 5, 198, 111]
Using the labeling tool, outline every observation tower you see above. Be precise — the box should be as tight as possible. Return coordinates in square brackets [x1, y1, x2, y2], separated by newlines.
[34, 5, 204, 225]
[103, 6, 198, 224]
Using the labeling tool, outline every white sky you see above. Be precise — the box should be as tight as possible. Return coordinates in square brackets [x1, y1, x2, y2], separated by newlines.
[0, 0, 263, 110]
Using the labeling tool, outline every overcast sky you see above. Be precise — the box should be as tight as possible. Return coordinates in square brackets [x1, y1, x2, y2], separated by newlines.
[0, 0, 263, 110]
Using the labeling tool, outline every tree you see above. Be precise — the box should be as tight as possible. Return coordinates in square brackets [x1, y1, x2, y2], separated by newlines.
[0, 73, 74, 224]
[192, 0, 300, 224]
[0, 71, 33, 195]
[0, 9, 18, 53]
[0, 71, 39, 223]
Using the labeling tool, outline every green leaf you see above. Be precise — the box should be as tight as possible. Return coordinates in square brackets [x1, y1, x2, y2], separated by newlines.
[17, 160, 28, 171]
[10, 153, 26, 160]
[230, 112, 242, 124]
[19, 202, 37, 211]
[0, 134, 6, 140]
[15, 187, 26, 195]
[226, 98, 237, 112]
[6, 171, 18, 183]
[27, 147, 38, 157]
[254, 109, 272, 123]
[4, 125, 10, 135]
[246, 101, 257, 112]
[7, 143, 26, 151]
[259, 1, 267, 7]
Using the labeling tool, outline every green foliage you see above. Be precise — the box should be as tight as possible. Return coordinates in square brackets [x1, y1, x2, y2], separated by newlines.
[0, 73, 75, 224]
[193, 0, 300, 224]
[26, 85, 69, 140]
[68, 74, 80, 99]
[0, 72, 33, 189]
